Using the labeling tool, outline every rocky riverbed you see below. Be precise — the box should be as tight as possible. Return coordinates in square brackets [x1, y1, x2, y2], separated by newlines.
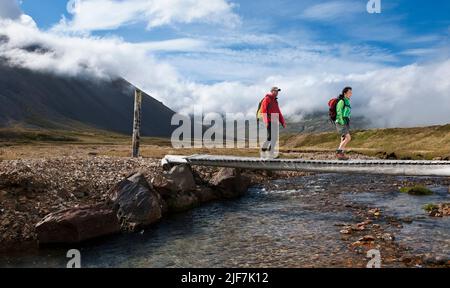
[0, 154, 449, 268]
[0, 156, 306, 252]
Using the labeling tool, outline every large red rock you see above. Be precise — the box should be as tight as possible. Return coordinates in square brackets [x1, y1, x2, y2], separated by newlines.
[35, 204, 120, 244]
[36, 173, 164, 244]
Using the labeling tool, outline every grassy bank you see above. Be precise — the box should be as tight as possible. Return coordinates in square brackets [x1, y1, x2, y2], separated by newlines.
[0, 126, 261, 160]
[1, 124, 450, 160]
[280, 124, 450, 160]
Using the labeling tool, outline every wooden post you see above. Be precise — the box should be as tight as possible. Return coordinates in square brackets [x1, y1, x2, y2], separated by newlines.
[131, 89, 142, 158]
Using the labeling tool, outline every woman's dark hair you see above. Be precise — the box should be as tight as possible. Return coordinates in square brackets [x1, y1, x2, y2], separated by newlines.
[339, 87, 352, 98]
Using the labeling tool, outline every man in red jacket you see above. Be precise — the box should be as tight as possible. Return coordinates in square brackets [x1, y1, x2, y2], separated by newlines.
[260, 87, 286, 153]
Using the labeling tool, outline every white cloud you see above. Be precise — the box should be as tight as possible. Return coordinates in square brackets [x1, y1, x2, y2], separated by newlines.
[135, 38, 207, 52]
[159, 42, 397, 85]
[0, 7, 449, 129]
[301, 1, 363, 21]
[349, 61, 450, 127]
[0, 0, 22, 20]
[400, 48, 439, 57]
[405, 34, 442, 44]
[179, 59, 450, 128]
[53, 0, 240, 32]
[0, 0, 38, 28]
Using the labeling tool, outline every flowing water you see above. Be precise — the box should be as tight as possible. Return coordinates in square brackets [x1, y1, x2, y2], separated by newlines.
[343, 182, 450, 259]
[0, 174, 448, 268]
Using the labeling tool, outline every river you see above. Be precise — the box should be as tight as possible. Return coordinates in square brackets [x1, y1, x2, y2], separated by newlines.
[0, 173, 448, 268]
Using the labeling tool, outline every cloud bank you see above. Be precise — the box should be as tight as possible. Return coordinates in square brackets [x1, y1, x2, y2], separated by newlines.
[53, 0, 240, 32]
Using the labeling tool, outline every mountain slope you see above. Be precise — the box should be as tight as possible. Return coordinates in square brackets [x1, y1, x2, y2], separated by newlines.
[0, 62, 175, 137]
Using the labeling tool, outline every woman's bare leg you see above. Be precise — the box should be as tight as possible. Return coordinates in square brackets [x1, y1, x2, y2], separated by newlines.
[339, 134, 351, 151]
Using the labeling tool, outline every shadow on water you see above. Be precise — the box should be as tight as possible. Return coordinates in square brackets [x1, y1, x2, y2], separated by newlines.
[0, 174, 448, 267]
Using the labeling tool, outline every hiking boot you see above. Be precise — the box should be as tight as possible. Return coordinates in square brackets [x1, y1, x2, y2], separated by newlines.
[261, 141, 271, 152]
[336, 152, 349, 161]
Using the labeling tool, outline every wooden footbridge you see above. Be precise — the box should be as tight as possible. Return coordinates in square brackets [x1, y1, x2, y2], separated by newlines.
[162, 155, 450, 177]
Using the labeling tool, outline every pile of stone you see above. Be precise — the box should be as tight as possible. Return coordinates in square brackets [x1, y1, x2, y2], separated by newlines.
[35, 165, 251, 244]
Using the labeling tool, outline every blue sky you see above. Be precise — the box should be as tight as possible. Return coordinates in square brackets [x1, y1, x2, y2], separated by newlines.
[20, 0, 449, 68]
[1, 0, 449, 127]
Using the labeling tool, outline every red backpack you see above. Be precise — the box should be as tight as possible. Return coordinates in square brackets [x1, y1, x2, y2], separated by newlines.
[328, 97, 342, 122]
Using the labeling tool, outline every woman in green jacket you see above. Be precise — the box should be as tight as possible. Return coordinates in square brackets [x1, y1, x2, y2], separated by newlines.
[336, 87, 352, 160]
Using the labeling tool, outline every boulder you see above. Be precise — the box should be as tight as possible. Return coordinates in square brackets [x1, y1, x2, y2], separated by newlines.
[154, 166, 233, 213]
[108, 173, 162, 231]
[192, 169, 207, 185]
[166, 164, 196, 192]
[192, 186, 221, 203]
[152, 164, 196, 196]
[210, 168, 251, 199]
[35, 204, 120, 244]
[153, 165, 210, 213]
[165, 192, 199, 213]
[151, 173, 174, 197]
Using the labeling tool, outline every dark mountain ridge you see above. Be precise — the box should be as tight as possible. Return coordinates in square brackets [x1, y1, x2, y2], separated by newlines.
[0, 61, 175, 137]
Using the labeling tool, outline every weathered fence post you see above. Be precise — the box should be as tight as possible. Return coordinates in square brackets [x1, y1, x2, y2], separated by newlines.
[131, 89, 142, 158]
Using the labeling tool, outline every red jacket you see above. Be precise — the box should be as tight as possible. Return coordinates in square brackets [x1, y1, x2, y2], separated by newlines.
[260, 93, 286, 128]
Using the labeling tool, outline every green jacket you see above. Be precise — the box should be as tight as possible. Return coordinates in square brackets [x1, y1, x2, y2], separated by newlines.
[335, 97, 351, 126]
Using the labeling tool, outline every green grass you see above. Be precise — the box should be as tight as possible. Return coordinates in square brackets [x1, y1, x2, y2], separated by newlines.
[400, 186, 434, 196]
[423, 203, 438, 212]
[0, 126, 171, 146]
[0, 130, 78, 142]
[281, 124, 450, 160]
